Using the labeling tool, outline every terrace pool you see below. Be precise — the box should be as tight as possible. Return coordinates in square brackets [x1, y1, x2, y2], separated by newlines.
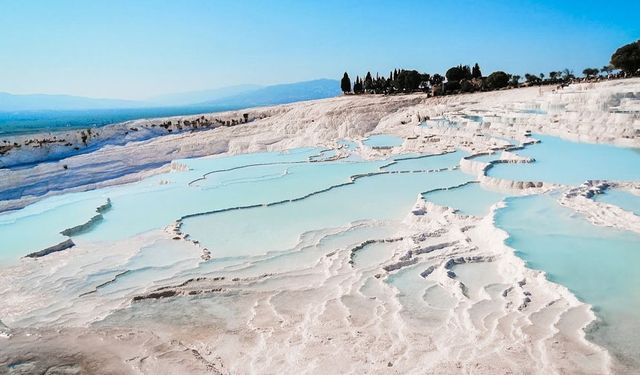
[496, 194, 640, 369]
[363, 134, 404, 148]
[487, 135, 640, 184]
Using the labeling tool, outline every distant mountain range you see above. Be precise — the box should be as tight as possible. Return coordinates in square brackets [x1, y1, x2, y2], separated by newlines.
[0, 92, 142, 112]
[0, 79, 341, 112]
[147, 84, 262, 106]
[197, 79, 341, 108]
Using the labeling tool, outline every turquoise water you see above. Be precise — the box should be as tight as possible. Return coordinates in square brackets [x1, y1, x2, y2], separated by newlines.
[1, 132, 639, 369]
[363, 134, 404, 148]
[595, 189, 640, 216]
[182, 168, 470, 258]
[337, 139, 358, 151]
[488, 135, 640, 184]
[420, 118, 460, 129]
[0, 149, 468, 261]
[0, 193, 109, 263]
[0, 148, 332, 258]
[496, 194, 640, 368]
[463, 114, 484, 123]
[422, 182, 507, 217]
[0, 105, 242, 136]
[0, 86, 341, 136]
[467, 153, 499, 163]
[491, 135, 519, 146]
[383, 151, 467, 172]
[182, 222, 400, 281]
[520, 108, 546, 115]
[80, 151, 385, 242]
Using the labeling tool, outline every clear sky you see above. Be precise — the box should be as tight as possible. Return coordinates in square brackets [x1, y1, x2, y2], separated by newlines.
[0, 0, 638, 99]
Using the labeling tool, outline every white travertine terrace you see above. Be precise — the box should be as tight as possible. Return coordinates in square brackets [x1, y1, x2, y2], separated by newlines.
[0, 79, 638, 374]
[1, 78, 638, 211]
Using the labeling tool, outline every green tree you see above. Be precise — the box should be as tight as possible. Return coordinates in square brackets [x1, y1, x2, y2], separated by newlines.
[446, 65, 468, 82]
[486, 71, 510, 89]
[364, 72, 373, 92]
[471, 63, 482, 79]
[373, 73, 381, 92]
[463, 65, 472, 80]
[562, 69, 575, 80]
[582, 68, 599, 78]
[600, 65, 614, 76]
[610, 40, 640, 75]
[524, 73, 541, 84]
[460, 79, 474, 93]
[353, 76, 363, 94]
[396, 70, 421, 91]
[510, 75, 521, 87]
[430, 74, 444, 86]
[340, 72, 351, 94]
[444, 81, 461, 93]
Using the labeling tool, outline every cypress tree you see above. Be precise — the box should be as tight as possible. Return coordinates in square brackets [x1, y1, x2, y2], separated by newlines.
[353, 76, 363, 94]
[364, 71, 373, 92]
[462, 65, 472, 80]
[341, 72, 352, 94]
[472, 63, 482, 79]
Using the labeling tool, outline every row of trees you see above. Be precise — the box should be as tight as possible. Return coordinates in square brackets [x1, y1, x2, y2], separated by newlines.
[341, 64, 570, 96]
[341, 70, 442, 95]
[341, 40, 640, 96]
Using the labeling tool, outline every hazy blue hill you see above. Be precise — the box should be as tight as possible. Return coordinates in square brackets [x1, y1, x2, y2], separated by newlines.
[0, 92, 144, 111]
[0, 79, 342, 136]
[0, 105, 241, 136]
[199, 79, 341, 107]
[148, 84, 262, 106]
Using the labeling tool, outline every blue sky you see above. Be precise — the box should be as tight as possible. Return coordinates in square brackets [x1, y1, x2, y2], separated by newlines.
[0, 0, 638, 99]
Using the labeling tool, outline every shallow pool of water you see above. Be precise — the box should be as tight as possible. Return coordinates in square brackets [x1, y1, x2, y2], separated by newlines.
[0, 148, 471, 262]
[363, 134, 404, 148]
[496, 194, 640, 368]
[1, 130, 639, 372]
[182, 168, 471, 258]
[337, 139, 358, 151]
[487, 135, 640, 185]
[422, 182, 508, 217]
[0, 148, 333, 258]
[595, 189, 640, 216]
[467, 153, 499, 163]
[463, 114, 484, 123]
[520, 108, 546, 115]
[383, 151, 466, 172]
[419, 118, 460, 129]
[0, 193, 109, 263]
